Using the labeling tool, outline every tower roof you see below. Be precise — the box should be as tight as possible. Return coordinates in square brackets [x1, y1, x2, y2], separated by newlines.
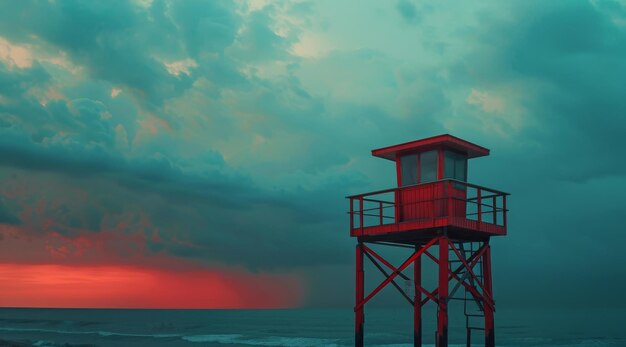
[371, 134, 490, 161]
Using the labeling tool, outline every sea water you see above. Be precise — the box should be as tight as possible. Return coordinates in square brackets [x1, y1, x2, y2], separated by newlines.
[0, 307, 624, 346]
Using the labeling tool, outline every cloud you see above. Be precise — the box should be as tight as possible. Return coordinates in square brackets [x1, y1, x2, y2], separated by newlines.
[110, 88, 122, 98]
[166, 0, 240, 57]
[164, 58, 198, 77]
[0, 36, 33, 69]
[396, 0, 419, 24]
[0, 198, 20, 225]
[466, 89, 505, 113]
[468, 0, 626, 182]
[0, 0, 625, 309]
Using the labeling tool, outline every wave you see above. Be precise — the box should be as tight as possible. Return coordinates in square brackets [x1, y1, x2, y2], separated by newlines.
[181, 334, 243, 343]
[2, 327, 623, 347]
[32, 341, 96, 347]
[182, 335, 341, 346]
[1, 327, 342, 346]
[0, 326, 180, 339]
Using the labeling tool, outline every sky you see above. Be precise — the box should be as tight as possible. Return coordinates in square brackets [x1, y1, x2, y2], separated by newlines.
[0, 0, 625, 309]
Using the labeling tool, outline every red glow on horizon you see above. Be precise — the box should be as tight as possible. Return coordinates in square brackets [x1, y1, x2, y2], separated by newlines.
[0, 263, 304, 309]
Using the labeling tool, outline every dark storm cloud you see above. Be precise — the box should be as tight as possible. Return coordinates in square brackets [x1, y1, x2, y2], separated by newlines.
[0, 119, 236, 202]
[0, 65, 350, 268]
[0, 198, 20, 225]
[0, 63, 51, 99]
[0, 0, 625, 308]
[230, 6, 293, 62]
[395, 0, 419, 24]
[443, 0, 626, 308]
[0, 1, 235, 109]
[0, 0, 355, 270]
[167, 0, 240, 57]
[461, 0, 626, 182]
[512, 3, 626, 182]
[0, 131, 351, 267]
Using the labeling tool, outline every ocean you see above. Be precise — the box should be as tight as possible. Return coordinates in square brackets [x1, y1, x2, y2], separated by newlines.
[0, 307, 624, 347]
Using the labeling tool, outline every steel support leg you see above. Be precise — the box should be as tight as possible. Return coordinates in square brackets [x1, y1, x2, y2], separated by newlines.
[437, 237, 448, 347]
[483, 244, 495, 347]
[356, 243, 364, 347]
[414, 245, 422, 347]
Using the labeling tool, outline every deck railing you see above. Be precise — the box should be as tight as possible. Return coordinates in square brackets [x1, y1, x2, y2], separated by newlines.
[347, 179, 509, 232]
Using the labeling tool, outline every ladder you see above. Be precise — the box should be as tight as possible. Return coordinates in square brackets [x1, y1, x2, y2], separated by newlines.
[446, 242, 486, 347]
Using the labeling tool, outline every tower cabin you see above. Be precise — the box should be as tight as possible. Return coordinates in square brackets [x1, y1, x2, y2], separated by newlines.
[348, 134, 508, 242]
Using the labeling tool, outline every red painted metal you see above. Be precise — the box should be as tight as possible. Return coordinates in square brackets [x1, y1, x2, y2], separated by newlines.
[354, 237, 440, 312]
[396, 154, 402, 186]
[483, 245, 495, 347]
[355, 243, 364, 346]
[437, 148, 445, 179]
[503, 195, 507, 229]
[477, 188, 482, 229]
[395, 154, 402, 223]
[363, 244, 438, 305]
[361, 245, 398, 273]
[347, 180, 508, 239]
[349, 135, 508, 347]
[449, 242, 489, 296]
[359, 197, 364, 236]
[438, 237, 449, 347]
[372, 134, 490, 160]
[349, 199, 354, 231]
[414, 245, 422, 347]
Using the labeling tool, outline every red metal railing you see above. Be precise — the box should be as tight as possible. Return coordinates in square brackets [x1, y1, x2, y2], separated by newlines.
[347, 179, 509, 233]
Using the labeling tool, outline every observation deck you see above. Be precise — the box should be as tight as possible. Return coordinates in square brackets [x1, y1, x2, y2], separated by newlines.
[348, 179, 508, 242]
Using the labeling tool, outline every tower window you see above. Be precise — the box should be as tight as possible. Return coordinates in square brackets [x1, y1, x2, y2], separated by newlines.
[400, 154, 418, 186]
[419, 150, 438, 183]
[444, 150, 467, 181]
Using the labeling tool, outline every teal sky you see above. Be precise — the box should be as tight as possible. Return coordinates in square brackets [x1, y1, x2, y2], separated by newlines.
[0, 0, 625, 308]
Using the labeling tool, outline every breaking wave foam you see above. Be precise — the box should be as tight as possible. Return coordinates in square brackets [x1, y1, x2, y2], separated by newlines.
[182, 334, 341, 346]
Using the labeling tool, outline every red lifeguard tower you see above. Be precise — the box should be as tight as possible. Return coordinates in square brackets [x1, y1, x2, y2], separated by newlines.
[348, 134, 508, 347]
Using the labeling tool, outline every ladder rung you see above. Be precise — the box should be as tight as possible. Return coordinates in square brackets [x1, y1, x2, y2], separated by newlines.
[468, 327, 485, 331]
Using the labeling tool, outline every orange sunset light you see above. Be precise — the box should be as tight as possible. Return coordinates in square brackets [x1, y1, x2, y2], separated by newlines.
[0, 264, 304, 309]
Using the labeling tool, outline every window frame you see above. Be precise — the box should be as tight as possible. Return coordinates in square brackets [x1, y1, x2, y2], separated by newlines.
[399, 153, 418, 187]
[398, 149, 441, 186]
[443, 149, 468, 182]
[418, 149, 438, 184]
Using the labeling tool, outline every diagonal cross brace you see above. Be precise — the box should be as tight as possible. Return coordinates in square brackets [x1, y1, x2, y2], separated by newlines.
[363, 251, 414, 306]
[362, 244, 411, 281]
[449, 244, 487, 314]
[363, 244, 438, 305]
[354, 237, 441, 312]
[449, 243, 476, 300]
[448, 241, 489, 298]
[417, 243, 494, 310]
[447, 245, 494, 309]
